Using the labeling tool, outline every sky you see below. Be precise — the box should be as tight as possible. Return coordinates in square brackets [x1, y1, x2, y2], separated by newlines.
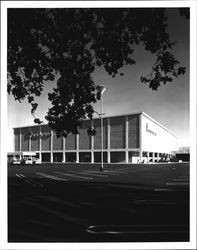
[7, 8, 190, 151]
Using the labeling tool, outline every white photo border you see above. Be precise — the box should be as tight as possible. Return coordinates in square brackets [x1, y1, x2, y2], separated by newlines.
[1, 1, 196, 249]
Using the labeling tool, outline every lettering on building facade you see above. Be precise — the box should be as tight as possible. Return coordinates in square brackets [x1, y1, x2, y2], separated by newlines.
[146, 123, 157, 136]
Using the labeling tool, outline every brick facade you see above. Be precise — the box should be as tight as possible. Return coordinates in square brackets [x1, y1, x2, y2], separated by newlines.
[53, 133, 63, 151]
[110, 116, 125, 149]
[21, 127, 29, 151]
[65, 133, 76, 150]
[93, 118, 107, 149]
[14, 128, 20, 151]
[41, 125, 51, 151]
[79, 120, 91, 150]
[128, 114, 139, 148]
[30, 126, 40, 151]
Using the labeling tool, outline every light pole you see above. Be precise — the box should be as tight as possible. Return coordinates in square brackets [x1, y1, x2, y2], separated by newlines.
[96, 85, 108, 171]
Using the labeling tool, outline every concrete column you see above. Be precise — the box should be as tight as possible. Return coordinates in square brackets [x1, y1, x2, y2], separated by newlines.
[50, 152, 53, 163]
[125, 151, 129, 163]
[125, 116, 129, 163]
[62, 136, 66, 163]
[39, 126, 42, 161]
[107, 151, 111, 163]
[125, 116, 129, 149]
[19, 128, 22, 160]
[76, 152, 79, 163]
[91, 120, 94, 149]
[91, 151, 94, 163]
[29, 128, 31, 152]
[147, 152, 150, 163]
[107, 117, 110, 150]
[50, 130, 53, 163]
[107, 117, 111, 163]
[19, 128, 22, 152]
[152, 152, 155, 163]
[139, 114, 143, 163]
[91, 120, 94, 163]
[76, 134, 79, 163]
[157, 152, 159, 162]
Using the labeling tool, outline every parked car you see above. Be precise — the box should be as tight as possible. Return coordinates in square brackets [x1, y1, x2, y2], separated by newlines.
[22, 157, 41, 164]
[12, 158, 21, 165]
[33, 158, 41, 164]
[23, 157, 34, 164]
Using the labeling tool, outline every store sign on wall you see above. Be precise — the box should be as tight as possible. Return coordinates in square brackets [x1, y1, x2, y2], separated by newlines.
[146, 123, 157, 136]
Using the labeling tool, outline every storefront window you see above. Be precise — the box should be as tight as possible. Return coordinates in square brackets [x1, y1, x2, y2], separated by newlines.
[66, 152, 76, 162]
[79, 152, 91, 162]
[143, 152, 148, 157]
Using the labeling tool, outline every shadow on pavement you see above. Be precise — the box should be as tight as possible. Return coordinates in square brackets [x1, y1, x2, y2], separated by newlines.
[8, 177, 189, 242]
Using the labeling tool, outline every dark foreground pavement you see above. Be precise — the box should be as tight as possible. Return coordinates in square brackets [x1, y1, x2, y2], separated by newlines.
[8, 163, 189, 242]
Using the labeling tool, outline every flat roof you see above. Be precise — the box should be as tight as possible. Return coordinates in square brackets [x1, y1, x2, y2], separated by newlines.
[13, 111, 177, 138]
[12, 111, 142, 129]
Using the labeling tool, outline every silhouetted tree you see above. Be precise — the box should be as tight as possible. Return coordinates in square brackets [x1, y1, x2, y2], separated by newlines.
[7, 8, 189, 137]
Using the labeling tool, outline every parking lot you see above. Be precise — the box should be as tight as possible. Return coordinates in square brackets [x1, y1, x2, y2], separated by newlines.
[8, 162, 189, 242]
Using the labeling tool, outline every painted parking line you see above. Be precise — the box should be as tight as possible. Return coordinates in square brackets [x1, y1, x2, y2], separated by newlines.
[36, 172, 68, 181]
[67, 170, 111, 179]
[19, 174, 44, 187]
[53, 171, 93, 180]
[85, 170, 109, 177]
[100, 170, 128, 175]
[69, 170, 107, 178]
[87, 224, 188, 234]
[173, 179, 189, 182]
[67, 170, 101, 178]
[101, 170, 120, 175]
[67, 170, 114, 179]
[16, 174, 37, 187]
[154, 188, 187, 192]
[155, 188, 176, 192]
[134, 200, 188, 205]
[166, 182, 189, 186]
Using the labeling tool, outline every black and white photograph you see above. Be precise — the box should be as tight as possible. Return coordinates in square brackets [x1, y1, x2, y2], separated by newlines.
[0, 1, 196, 249]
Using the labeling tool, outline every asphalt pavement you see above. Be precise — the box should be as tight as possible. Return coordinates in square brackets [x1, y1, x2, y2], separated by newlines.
[8, 162, 189, 242]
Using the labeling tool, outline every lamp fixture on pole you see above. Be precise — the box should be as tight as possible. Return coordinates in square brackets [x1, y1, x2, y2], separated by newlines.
[96, 85, 108, 171]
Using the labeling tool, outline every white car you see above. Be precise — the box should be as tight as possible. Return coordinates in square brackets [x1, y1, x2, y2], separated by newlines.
[33, 158, 41, 164]
[24, 157, 34, 164]
[22, 157, 41, 165]
[12, 158, 21, 165]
